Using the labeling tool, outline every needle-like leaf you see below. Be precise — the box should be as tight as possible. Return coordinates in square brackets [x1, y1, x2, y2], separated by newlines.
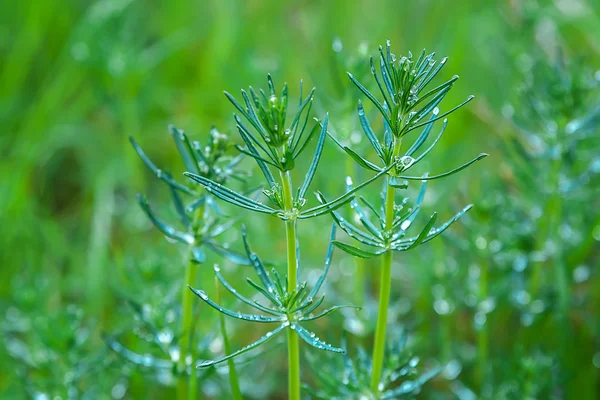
[197, 324, 287, 368]
[291, 324, 344, 353]
[398, 153, 488, 181]
[298, 114, 329, 200]
[332, 241, 385, 258]
[189, 287, 283, 323]
[137, 194, 194, 244]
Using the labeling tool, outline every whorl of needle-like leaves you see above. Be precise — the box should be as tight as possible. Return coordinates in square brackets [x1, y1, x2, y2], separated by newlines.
[328, 40, 487, 259]
[225, 74, 318, 172]
[305, 331, 442, 399]
[328, 178, 473, 258]
[129, 125, 249, 264]
[186, 75, 400, 220]
[328, 41, 487, 180]
[188, 224, 359, 366]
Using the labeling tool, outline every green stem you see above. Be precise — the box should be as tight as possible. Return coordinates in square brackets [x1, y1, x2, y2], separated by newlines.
[177, 254, 198, 400]
[177, 206, 204, 400]
[280, 170, 300, 400]
[370, 140, 401, 392]
[215, 276, 243, 400]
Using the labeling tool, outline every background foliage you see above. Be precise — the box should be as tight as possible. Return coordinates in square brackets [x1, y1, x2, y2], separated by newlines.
[1, 0, 599, 398]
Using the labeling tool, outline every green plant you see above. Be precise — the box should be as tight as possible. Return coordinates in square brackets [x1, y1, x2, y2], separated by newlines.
[109, 126, 249, 400]
[328, 42, 487, 393]
[305, 331, 441, 399]
[184, 75, 388, 400]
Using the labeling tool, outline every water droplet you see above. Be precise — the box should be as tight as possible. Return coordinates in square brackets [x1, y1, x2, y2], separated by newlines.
[398, 155, 415, 169]
[513, 290, 531, 305]
[197, 291, 208, 300]
[111, 383, 127, 399]
[157, 329, 173, 344]
[474, 311, 486, 327]
[573, 265, 590, 283]
[513, 255, 528, 272]
[434, 299, 451, 315]
[521, 313, 534, 326]
[530, 300, 544, 314]
[350, 131, 362, 144]
[489, 240, 501, 252]
[479, 297, 496, 313]
[475, 236, 487, 250]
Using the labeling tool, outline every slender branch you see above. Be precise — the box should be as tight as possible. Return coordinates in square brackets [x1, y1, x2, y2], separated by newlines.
[370, 139, 401, 392]
[280, 170, 300, 400]
[177, 205, 204, 400]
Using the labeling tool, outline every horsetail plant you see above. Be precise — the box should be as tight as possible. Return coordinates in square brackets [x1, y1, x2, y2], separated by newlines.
[328, 41, 488, 393]
[184, 75, 389, 400]
[116, 127, 249, 400]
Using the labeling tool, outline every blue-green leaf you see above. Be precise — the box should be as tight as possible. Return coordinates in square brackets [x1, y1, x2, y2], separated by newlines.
[404, 212, 437, 250]
[169, 125, 200, 175]
[214, 267, 281, 316]
[197, 323, 287, 368]
[169, 185, 190, 228]
[105, 338, 172, 369]
[189, 286, 283, 323]
[130, 137, 195, 195]
[406, 95, 475, 134]
[206, 242, 250, 265]
[343, 146, 382, 172]
[299, 164, 394, 219]
[421, 204, 472, 244]
[398, 153, 488, 181]
[300, 305, 361, 322]
[241, 225, 277, 294]
[357, 100, 385, 162]
[298, 113, 329, 200]
[308, 224, 337, 299]
[137, 194, 194, 244]
[184, 172, 280, 215]
[332, 241, 384, 259]
[370, 56, 394, 108]
[291, 324, 344, 353]
[235, 121, 278, 187]
[405, 111, 439, 157]
[347, 72, 393, 130]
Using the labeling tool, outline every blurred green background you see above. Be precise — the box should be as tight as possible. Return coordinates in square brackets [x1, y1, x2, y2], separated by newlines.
[1, 0, 599, 399]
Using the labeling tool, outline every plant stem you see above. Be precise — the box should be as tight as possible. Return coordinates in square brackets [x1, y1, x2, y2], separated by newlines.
[370, 140, 400, 392]
[215, 275, 242, 400]
[177, 206, 204, 400]
[280, 170, 300, 400]
[177, 253, 198, 400]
